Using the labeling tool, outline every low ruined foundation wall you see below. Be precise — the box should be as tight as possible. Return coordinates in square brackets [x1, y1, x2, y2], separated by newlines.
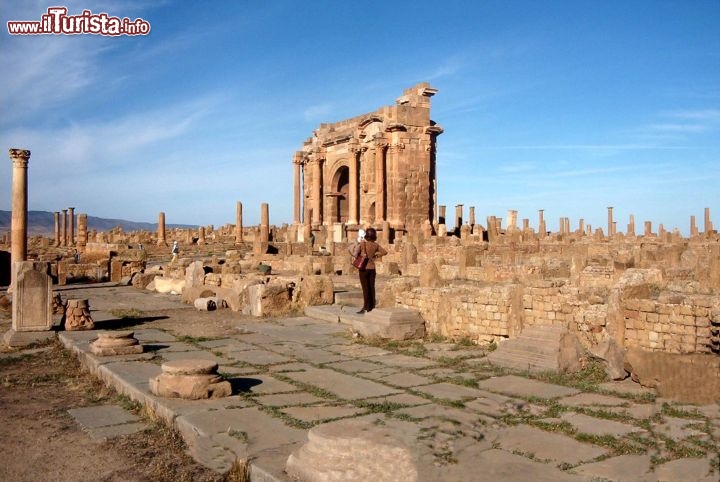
[397, 284, 519, 343]
[623, 295, 717, 354]
[394, 265, 718, 356]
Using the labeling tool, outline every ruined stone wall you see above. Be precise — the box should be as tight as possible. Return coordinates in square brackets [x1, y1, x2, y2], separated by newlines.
[391, 238, 719, 354]
[623, 295, 717, 354]
[397, 284, 518, 343]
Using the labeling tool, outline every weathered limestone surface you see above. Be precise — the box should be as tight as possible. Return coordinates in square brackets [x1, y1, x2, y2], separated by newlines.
[11, 261, 52, 332]
[152, 276, 185, 294]
[286, 419, 418, 482]
[149, 359, 231, 400]
[64, 299, 94, 331]
[625, 347, 720, 404]
[90, 331, 143, 356]
[345, 307, 425, 341]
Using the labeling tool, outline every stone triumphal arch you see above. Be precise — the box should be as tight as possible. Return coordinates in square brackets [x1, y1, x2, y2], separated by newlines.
[291, 83, 443, 242]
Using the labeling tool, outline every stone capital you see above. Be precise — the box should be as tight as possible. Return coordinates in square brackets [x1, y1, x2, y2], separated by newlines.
[9, 148, 30, 167]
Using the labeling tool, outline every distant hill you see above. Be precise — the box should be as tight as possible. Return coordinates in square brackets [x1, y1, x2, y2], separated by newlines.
[0, 210, 197, 236]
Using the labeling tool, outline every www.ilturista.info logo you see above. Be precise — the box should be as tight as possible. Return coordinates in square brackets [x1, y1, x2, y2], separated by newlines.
[7, 6, 151, 36]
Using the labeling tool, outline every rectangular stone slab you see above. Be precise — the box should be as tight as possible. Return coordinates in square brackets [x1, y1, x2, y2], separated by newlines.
[284, 368, 402, 400]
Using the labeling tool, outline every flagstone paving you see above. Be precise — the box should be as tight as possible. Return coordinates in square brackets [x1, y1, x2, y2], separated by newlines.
[58, 285, 720, 482]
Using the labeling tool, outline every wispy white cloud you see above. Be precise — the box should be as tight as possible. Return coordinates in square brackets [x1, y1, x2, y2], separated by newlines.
[666, 109, 720, 120]
[647, 123, 710, 134]
[304, 103, 334, 121]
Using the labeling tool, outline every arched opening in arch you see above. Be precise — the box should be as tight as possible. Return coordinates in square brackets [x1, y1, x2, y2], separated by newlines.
[331, 165, 349, 224]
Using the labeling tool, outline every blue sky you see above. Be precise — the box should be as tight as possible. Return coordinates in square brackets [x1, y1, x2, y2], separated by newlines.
[1, 0, 718, 234]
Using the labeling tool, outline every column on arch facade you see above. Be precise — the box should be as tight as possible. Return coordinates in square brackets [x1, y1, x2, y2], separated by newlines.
[310, 150, 323, 226]
[387, 142, 405, 227]
[374, 137, 387, 224]
[292, 151, 303, 225]
[347, 140, 359, 226]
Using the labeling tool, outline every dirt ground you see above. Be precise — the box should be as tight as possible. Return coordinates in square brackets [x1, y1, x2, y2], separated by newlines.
[0, 306, 240, 482]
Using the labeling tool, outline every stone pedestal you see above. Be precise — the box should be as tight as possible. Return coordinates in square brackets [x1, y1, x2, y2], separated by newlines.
[64, 299, 95, 331]
[149, 359, 231, 399]
[90, 330, 143, 356]
[349, 307, 425, 341]
[4, 261, 55, 347]
[286, 419, 418, 482]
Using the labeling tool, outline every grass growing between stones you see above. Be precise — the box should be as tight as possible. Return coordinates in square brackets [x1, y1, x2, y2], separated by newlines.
[110, 308, 145, 319]
[227, 429, 249, 443]
[353, 400, 406, 414]
[256, 405, 315, 430]
[575, 433, 647, 455]
[176, 335, 219, 345]
[660, 402, 705, 419]
[116, 394, 142, 412]
[531, 360, 608, 391]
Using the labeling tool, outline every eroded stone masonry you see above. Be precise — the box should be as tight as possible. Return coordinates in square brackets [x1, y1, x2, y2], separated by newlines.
[2, 86, 719, 402]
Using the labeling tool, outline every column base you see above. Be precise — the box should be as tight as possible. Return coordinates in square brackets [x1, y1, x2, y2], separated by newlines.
[4, 328, 56, 348]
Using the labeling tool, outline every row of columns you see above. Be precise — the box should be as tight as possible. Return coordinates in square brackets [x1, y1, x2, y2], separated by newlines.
[154, 200, 254, 246]
[53, 206, 77, 246]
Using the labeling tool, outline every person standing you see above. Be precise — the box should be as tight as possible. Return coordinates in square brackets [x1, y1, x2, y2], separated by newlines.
[171, 240, 179, 262]
[354, 227, 387, 314]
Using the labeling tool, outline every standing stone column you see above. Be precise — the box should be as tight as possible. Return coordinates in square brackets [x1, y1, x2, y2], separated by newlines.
[506, 209, 517, 232]
[644, 221, 652, 237]
[438, 205, 446, 225]
[53, 211, 60, 246]
[607, 206, 614, 237]
[67, 207, 75, 246]
[469, 207, 476, 227]
[374, 139, 387, 223]
[690, 216, 698, 237]
[538, 209, 546, 236]
[311, 155, 322, 226]
[61, 209, 67, 246]
[293, 152, 303, 225]
[455, 205, 463, 231]
[198, 227, 206, 245]
[77, 213, 88, 247]
[157, 212, 166, 246]
[260, 203, 270, 242]
[348, 143, 359, 225]
[628, 215, 636, 237]
[705, 207, 713, 234]
[235, 201, 244, 244]
[387, 143, 404, 226]
[9, 149, 30, 276]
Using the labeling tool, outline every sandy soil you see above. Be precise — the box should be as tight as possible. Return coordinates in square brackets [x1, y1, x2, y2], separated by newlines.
[0, 303, 240, 482]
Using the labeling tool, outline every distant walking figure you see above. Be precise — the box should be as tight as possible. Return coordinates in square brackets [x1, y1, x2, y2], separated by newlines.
[352, 227, 387, 314]
[171, 240, 179, 262]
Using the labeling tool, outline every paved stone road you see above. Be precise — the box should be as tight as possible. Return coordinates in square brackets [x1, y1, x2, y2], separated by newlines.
[59, 285, 719, 482]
